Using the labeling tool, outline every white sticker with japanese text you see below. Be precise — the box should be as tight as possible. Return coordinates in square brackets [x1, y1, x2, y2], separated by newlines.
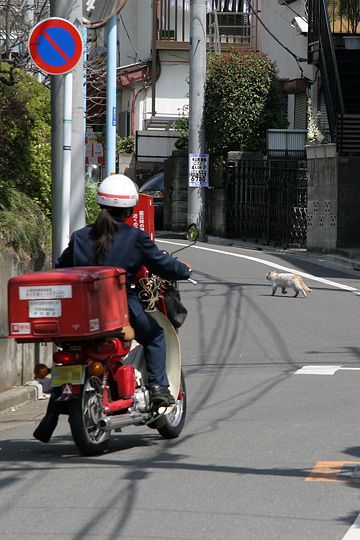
[29, 300, 62, 318]
[19, 285, 72, 300]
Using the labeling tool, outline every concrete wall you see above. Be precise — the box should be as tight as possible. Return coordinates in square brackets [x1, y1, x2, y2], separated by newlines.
[164, 150, 188, 231]
[207, 156, 227, 237]
[337, 157, 360, 247]
[0, 254, 51, 393]
[163, 151, 228, 236]
[306, 148, 338, 251]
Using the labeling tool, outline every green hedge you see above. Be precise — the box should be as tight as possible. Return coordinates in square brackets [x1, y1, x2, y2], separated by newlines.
[205, 50, 287, 154]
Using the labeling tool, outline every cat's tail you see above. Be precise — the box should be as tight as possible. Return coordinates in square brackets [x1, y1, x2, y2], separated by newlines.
[300, 278, 312, 293]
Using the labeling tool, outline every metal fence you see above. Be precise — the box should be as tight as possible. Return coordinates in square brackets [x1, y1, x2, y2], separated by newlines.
[225, 159, 308, 247]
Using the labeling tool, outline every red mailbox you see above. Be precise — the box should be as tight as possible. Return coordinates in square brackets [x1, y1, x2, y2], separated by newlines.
[125, 193, 155, 241]
[8, 267, 129, 343]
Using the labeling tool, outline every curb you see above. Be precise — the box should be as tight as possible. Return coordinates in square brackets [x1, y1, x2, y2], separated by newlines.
[0, 386, 37, 415]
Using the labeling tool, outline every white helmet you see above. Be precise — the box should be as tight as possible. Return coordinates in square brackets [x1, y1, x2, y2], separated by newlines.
[96, 174, 139, 208]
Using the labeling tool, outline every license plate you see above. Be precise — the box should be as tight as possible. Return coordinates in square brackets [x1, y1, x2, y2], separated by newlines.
[51, 365, 85, 386]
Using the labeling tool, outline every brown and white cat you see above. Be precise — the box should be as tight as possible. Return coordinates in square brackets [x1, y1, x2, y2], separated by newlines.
[265, 271, 312, 297]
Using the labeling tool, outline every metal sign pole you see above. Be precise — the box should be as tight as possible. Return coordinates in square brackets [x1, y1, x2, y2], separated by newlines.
[105, 14, 117, 176]
[61, 71, 73, 252]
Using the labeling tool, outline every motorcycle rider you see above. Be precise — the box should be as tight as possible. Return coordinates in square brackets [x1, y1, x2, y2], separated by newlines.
[33, 174, 191, 443]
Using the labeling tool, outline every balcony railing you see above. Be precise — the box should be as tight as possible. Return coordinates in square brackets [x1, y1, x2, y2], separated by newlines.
[155, 0, 257, 49]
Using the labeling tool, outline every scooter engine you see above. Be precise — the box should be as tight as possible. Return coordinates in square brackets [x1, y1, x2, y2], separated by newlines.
[134, 387, 150, 412]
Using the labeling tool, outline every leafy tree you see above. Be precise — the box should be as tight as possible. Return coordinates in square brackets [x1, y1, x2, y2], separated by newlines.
[0, 0, 50, 71]
[0, 62, 51, 213]
[205, 50, 287, 154]
[339, 0, 360, 33]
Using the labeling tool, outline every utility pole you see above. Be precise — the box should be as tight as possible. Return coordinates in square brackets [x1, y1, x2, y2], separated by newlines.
[188, 0, 207, 241]
[50, 0, 85, 261]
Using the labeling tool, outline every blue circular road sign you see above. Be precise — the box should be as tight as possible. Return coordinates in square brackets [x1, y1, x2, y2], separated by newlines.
[28, 17, 83, 75]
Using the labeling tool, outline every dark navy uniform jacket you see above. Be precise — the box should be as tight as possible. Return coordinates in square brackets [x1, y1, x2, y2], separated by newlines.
[55, 221, 191, 317]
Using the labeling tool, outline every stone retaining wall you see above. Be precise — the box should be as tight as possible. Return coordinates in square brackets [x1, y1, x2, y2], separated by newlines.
[0, 254, 51, 393]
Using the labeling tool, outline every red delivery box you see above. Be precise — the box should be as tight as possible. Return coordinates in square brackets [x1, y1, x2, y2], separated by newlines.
[125, 193, 155, 241]
[8, 267, 129, 343]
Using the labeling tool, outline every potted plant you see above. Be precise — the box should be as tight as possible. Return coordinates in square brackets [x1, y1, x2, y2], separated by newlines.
[305, 99, 336, 159]
[116, 135, 135, 175]
[174, 104, 189, 150]
[339, 0, 360, 48]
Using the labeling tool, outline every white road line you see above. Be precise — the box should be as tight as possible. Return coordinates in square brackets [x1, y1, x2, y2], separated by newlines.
[158, 240, 359, 293]
[295, 366, 360, 375]
[342, 513, 360, 539]
[295, 365, 343, 375]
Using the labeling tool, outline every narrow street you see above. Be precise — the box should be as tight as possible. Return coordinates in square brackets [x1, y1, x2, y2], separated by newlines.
[1, 240, 360, 539]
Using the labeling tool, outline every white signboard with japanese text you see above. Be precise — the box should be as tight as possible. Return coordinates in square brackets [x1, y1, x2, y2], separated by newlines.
[188, 154, 209, 188]
[29, 300, 62, 318]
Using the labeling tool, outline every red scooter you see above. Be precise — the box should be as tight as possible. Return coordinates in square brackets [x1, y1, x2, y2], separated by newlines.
[8, 260, 194, 455]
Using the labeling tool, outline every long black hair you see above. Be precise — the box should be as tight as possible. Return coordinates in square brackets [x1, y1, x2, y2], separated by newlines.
[91, 206, 133, 261]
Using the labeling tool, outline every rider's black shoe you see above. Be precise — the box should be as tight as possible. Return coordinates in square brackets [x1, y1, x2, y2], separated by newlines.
[33, 413, 59, 443]
[149, 385, 176, 406]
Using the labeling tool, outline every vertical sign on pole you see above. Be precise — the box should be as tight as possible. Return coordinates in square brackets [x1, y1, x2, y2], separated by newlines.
[189, 153, 209, 187]
[28, 17, 83, 255]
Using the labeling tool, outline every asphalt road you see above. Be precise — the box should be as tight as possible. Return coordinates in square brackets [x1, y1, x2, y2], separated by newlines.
[1, 240, 360, 539]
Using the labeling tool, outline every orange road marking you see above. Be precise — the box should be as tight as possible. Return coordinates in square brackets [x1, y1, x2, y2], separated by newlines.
[306, 461, 360, 482]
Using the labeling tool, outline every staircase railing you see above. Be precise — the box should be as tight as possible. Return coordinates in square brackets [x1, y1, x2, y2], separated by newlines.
[308, 0, 345, 141]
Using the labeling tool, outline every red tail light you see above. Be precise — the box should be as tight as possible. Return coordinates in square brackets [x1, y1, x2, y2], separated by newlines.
[97, 338, 130, 356]
[53, 351, 78, 364]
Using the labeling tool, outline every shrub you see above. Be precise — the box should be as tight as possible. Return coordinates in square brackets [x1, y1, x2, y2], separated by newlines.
[174, 104, 189, 149]
[85, 181, 100, 224]
[205, 50, 287, 154]
[0, 185, 50, 261]
[116, 135, 135, 154]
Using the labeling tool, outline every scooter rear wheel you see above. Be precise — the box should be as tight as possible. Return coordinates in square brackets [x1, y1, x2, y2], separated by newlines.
[68, 375, 110, 456]
[157, 370, 187, 439]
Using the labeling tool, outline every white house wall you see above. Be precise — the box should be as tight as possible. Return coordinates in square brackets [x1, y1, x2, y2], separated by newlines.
[257, 0, 315, 129]
[141, 51, 189, 129]
[257, 0, 313, 81]
[118, 0, 152, 66]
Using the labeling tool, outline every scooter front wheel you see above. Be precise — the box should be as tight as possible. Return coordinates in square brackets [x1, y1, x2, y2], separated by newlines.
[68, 375, 110, 456]
[157, 370, 187, 439]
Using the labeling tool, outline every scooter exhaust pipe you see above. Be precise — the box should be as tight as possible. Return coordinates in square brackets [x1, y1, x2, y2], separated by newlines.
[98, 413, 147, 432]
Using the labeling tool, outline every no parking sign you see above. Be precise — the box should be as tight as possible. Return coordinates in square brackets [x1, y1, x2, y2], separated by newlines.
[28, 18, 84, 255]
[28, 18, 83, 75]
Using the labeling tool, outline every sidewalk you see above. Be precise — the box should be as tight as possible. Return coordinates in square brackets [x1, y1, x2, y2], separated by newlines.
[0, 385, 38, 416]
[2, 234, 360, 416]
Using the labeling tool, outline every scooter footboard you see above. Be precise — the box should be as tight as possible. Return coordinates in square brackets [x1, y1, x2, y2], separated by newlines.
[149, 310, 181, 401]
[122, 310, 181, 400]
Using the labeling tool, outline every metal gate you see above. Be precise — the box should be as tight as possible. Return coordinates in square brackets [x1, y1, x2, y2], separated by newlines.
[225, 159, 308, 247]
